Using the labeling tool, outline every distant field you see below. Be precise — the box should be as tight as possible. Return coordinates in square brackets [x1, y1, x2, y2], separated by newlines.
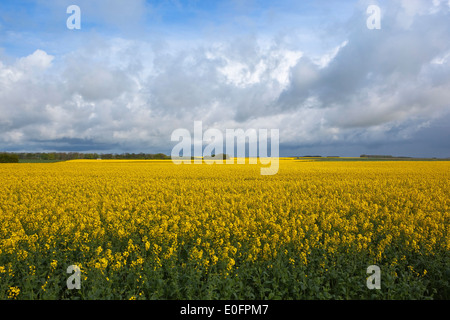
[0, 160, 449, 300]
[14, 157, 450, 163]
[296, 157, 450, 162]
[18, 159, 62, 163]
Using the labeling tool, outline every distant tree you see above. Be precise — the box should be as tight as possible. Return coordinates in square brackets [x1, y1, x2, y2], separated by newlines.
[209, 153, 229, 160]
[1, 151, 172, 161]
[0, 153, 19, 163]
[154, 153, 169, 159]
[361, 154, 393, 158]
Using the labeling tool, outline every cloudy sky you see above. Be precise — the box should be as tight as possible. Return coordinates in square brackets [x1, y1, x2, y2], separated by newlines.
[0, 0, 449, 157]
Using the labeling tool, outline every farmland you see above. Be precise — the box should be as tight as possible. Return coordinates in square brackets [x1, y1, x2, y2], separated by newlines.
[0, 159, 449, 299]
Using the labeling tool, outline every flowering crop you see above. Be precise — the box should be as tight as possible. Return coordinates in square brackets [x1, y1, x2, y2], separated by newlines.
[0, 159, 449, 299]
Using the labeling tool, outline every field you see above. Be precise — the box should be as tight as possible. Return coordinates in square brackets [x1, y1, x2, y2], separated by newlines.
[0, 159, 449, 300]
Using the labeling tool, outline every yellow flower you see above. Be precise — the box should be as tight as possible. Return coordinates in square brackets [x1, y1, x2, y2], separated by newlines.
[50, 259, 58, 271]
[29, 265, 36, 276]
[8, 286, 20, 299]
[227, 258, 235, 270]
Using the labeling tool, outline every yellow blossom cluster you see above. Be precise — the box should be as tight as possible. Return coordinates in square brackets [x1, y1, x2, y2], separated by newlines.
[0, 159, 448, 299]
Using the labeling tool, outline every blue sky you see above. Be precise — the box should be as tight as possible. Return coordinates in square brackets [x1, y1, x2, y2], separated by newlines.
[0, 0, 354, 55]
[0, 0, 449, 157]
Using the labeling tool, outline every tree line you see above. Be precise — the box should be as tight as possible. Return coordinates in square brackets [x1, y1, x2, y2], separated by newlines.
[0, 152, 171, 162]
[0, 153, 19, 163]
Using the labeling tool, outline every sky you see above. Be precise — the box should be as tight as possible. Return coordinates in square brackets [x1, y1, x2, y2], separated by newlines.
[0, 0, 449, 157]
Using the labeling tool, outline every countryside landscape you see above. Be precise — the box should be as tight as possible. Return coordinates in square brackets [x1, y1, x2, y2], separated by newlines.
[0, 0, 449, 305]
[0, 155, 449, 300]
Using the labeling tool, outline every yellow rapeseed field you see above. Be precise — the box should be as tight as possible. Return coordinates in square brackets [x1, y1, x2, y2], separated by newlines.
[0, 159, 449, 299]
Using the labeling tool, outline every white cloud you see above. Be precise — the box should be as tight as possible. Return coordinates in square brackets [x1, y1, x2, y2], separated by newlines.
[17, 49, 54, 70]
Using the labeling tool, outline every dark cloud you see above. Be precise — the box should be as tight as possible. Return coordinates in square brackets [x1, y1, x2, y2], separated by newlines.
[34, 137, 119, 152]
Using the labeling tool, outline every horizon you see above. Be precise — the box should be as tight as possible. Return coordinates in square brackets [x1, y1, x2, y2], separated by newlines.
[1, 1, 449, 158]
[3, 150, 450, 160]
